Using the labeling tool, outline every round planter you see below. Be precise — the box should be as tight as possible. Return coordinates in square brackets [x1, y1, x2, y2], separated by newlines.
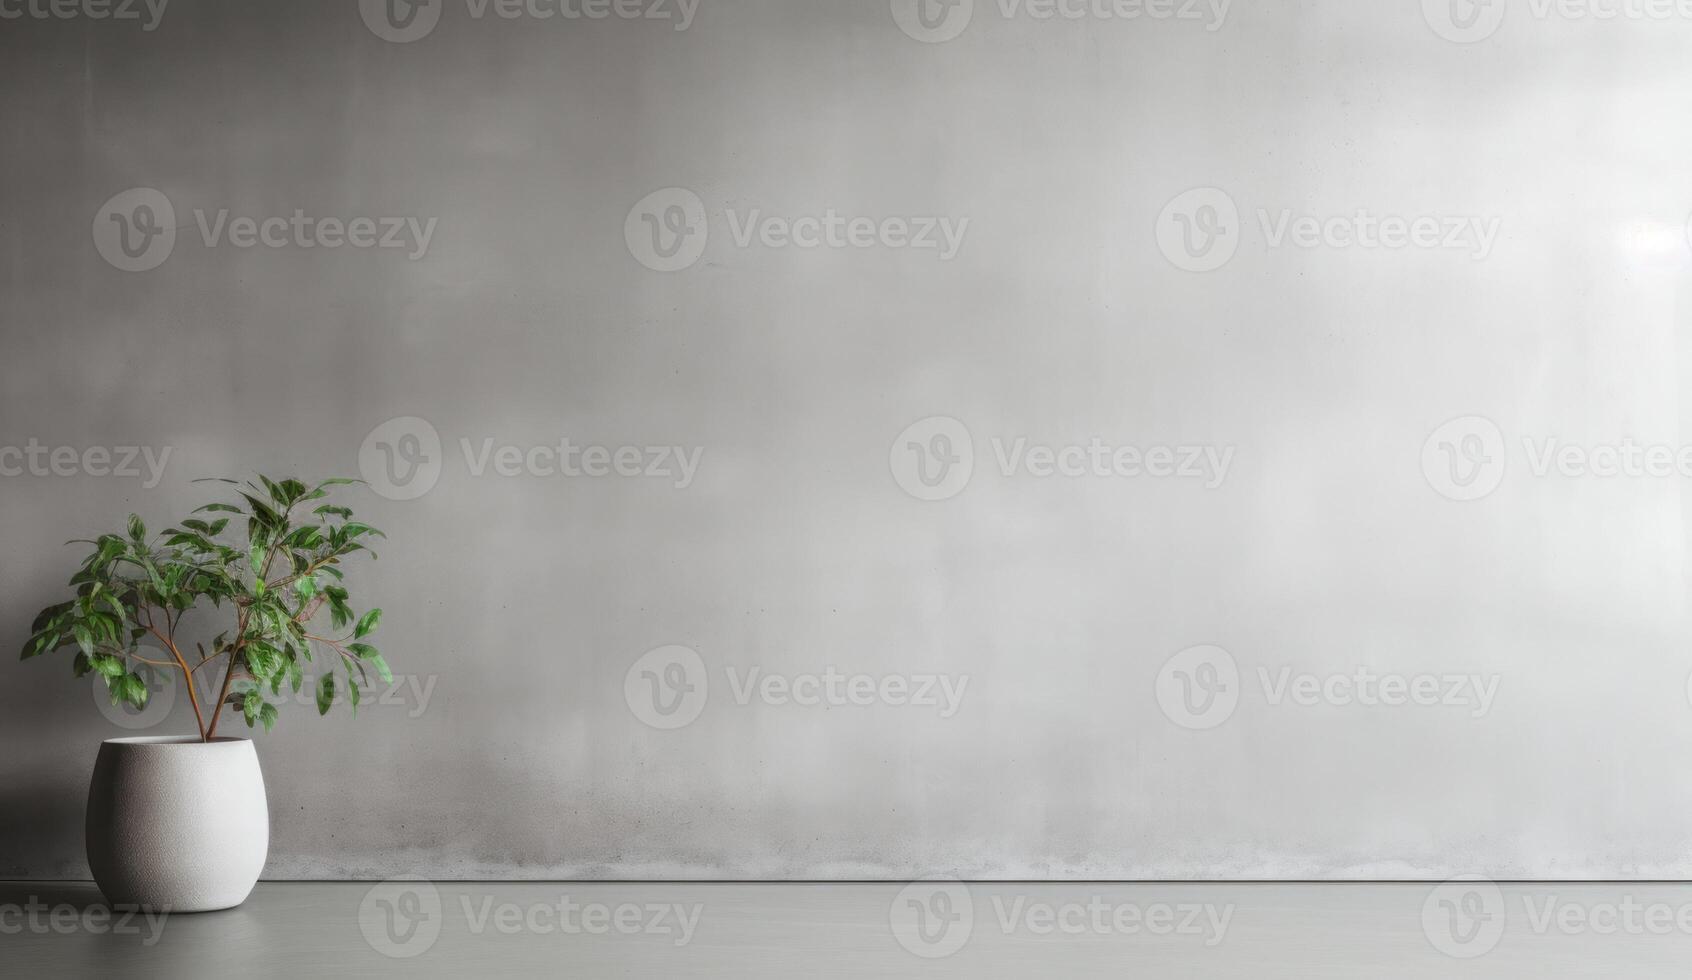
[86, 736, 269, 912]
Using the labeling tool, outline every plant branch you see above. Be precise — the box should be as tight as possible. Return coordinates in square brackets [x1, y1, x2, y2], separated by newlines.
[207, 502, 294, 739]
[142, 616, 206, 741]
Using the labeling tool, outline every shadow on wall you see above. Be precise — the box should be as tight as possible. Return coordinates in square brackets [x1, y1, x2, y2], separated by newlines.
[0, 773, 88, 879]
[3, 601, 101, 879]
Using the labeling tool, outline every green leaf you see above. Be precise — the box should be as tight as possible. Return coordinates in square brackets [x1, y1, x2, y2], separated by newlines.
[20, 629, 57, 661]
[259, 702, 278, 733]
[294, 576, 318, 600]
[347, 642, 392, 685]
[102, 672, 146, 709]
[316, 674, 335, 715]
[127, 514, 146, 543]
[30, 602, 72, 635]
[259, 475, 286, 505]
[354, 608, 382, 639]
[194, 503, 245, 515]
[314, 505, 353, 520]
[241, 494, 282, 529]
[245, 641, 283, 685]
[90, 654, 127, 679]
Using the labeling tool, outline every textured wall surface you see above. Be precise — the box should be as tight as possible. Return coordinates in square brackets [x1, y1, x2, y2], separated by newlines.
[2, 0, 1690, 880]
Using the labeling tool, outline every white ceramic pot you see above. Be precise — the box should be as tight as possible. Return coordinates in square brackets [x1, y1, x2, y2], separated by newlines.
[86, 736, 269, 912]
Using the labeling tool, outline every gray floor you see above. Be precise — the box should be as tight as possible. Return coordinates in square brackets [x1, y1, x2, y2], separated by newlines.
[2, 881, 1690, 977]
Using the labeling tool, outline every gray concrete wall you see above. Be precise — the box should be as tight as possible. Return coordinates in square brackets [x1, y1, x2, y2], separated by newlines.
[2, 0, 1690, 880]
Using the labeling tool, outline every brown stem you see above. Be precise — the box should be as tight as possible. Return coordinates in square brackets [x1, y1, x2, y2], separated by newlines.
[143, 614, 206, 741]
[204, 650, 239, 741]
[205, 508, 294, 739]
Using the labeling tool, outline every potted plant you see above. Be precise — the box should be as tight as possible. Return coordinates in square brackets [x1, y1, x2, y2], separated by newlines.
[20, 477, 388, 913]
